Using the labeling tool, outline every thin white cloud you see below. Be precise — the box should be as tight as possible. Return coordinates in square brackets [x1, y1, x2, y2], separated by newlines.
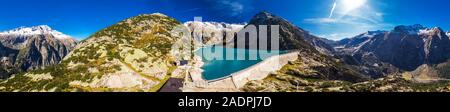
[304, 16, 392, 40]
[316, 33, 355, 40]
[223, 1, 244, 15]
[329, 0, 337, 18]
[212, 0, 246, 16]
[304, 0, 391, 40]
[304, 17, 382, 27]
[375, 12, 384, 17]
[304, 18, 337, 24]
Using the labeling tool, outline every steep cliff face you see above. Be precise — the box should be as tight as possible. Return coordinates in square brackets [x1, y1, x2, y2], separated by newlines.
[0, 25, 77, 78]
[0, 42, 19, 79]
[233, 12, 335, 54]
[0, 42, 18, 62]
[14, 34, 76, 70]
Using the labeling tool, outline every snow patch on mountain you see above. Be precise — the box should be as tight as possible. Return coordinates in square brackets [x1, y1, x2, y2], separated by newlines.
[360, 30, 386, 38]
[184, 21, 245, 32]
[419, 27, 443, 36]
[184, 21, 245, 45]
[146, 13, 168, 17]
[419, 29, 433, 35]
[0, 25, 73, 40]
[393, 24, 426, 35]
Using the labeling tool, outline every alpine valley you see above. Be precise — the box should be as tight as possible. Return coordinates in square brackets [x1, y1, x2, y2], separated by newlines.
[1, 12, 450, 92]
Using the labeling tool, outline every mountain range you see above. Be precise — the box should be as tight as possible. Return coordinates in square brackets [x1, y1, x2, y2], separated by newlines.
[334, 24, 450, 80]
[0, 25, 77, 79]
[1, 12, 450, 92]
[240, 12, 450, 92]
[240, 12, 366, 81]
[184, 21, 244, 46]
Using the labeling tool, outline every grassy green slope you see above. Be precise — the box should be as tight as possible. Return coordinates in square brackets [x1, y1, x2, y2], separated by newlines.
[0, 13, 183, 92]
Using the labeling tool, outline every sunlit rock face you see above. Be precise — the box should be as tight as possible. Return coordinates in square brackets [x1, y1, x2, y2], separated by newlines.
[0, 25, 78, 78]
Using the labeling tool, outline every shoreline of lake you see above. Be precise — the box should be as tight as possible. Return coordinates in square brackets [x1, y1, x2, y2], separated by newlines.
[181, 46, 299, 92]
[195, 46, 284, 80]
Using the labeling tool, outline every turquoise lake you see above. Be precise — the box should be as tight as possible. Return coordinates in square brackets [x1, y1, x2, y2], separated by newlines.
[196, 46, 284, 80]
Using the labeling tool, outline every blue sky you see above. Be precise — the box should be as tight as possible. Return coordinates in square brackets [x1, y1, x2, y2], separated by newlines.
[0, 0, 449, 40]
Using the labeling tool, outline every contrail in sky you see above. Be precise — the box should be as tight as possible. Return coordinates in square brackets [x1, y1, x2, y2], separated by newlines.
[329, 0, 337, 18]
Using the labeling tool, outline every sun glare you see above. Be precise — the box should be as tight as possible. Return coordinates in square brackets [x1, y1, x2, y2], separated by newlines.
[341, 0, 367, 12]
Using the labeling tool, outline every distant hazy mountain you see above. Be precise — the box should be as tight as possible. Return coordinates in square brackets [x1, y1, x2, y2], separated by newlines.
[336, 30, 386, 48]
[184, 21, 244, 45]
[0, 25, 77, 78]
[0, 13, 186, 92]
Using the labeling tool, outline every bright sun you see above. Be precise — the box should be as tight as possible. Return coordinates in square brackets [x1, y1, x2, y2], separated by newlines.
[341, 0, 367, 12]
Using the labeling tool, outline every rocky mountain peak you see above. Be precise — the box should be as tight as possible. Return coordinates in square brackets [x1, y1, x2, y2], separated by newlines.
[30, 25, 53, 32]
[241, 11, 312, 50]
[0, 25, 73, 40]
[393, 24, 426, 34]
[249, 11, 292, 27]
[418, 27, 448, 39]
[0, 25, 78, 76]
[431, 27, 444, 34]
[254, 11, 274, 19]
[238, 11, 336, 55]
[0, 13, 184, 91]
[184, 21, 244, 30]
[359, 30, 387, 38]
[149, 12, 168, 17]
[133, 13, 169, 18]
[367, 30, 387, 34]
[335, 30, 387, 49]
